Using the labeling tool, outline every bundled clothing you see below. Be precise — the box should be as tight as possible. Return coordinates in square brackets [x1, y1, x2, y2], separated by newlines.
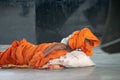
[0, 40, 67, 68]
[0, 28, 100, 69]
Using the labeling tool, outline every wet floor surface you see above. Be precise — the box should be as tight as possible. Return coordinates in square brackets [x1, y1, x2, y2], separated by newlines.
[0, 45, 120, 80]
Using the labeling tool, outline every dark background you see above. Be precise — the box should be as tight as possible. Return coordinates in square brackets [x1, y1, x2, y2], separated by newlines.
[0, 0, 36, 44]
[36, 0, 109, 43]
[0, 0, 119, 48]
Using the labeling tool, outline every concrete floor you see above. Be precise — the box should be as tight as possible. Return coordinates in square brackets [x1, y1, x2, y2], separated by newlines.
[0, 45, 120, 80]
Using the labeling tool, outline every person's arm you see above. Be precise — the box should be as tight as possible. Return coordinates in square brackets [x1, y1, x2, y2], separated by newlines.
[43, 43, 67, 56]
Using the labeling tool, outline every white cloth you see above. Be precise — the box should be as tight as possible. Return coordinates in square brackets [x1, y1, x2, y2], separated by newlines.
[49, 50, 95, 67]
[60, 35, 71, 45]
[53, 33, 95, 67]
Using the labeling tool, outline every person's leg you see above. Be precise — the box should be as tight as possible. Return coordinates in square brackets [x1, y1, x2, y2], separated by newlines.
[0, 40, 20, 66]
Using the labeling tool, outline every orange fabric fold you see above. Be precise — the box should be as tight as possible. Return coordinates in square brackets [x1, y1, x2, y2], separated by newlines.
[0, 39, 67, 68]
[68, 28, 100, 56]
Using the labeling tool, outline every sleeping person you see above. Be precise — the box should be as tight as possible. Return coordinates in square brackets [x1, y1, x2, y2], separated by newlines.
[0, 28, 100, 69]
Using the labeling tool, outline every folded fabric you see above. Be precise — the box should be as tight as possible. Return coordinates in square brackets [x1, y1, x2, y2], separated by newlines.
[49, 50, 95, 67]
[0, 39, 67, 68]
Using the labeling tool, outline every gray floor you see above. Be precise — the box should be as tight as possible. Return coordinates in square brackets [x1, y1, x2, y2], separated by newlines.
[0, 45, 120, 80]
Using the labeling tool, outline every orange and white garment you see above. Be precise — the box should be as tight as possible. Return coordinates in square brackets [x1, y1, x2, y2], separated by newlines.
[0, 28, 100, 69]
[49, 28, 100, 67]
[61, 28, 100, 56]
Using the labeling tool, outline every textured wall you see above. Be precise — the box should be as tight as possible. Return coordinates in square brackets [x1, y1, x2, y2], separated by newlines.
[36, 0, 109, 44]
[0, 0, 109, 44]
[0, 0, 36, 44]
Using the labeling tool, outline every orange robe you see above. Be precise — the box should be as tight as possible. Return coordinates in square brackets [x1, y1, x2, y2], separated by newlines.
[0, 39, 67, 68]
[68, 28, 100, 56]
[0, 28, 100, 68]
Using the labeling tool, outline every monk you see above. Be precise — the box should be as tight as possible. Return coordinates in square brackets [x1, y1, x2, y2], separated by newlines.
[0, 28, 100, 69]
